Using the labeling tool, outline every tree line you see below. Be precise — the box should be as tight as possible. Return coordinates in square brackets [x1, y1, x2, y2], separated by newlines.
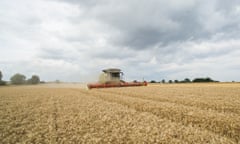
[150, 77, 219, 83]
[0, 70, 41, 86]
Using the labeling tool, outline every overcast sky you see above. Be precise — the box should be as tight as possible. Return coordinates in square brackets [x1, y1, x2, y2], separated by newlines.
[1, 0, 240, 82]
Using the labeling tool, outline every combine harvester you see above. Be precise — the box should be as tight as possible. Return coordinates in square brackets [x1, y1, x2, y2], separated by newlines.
[87, 68, 147, 89]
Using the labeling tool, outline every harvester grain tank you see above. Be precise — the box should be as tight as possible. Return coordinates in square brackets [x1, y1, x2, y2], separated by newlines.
[87, 68, 147, 89]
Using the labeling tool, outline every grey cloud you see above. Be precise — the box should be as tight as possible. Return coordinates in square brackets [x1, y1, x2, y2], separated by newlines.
[54, 0, 240, 51]
[1, 0, 240, 82]
[216, 0, 239, 12]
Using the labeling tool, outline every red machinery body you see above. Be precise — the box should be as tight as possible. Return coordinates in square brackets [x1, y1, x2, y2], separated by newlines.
[87, 81, 147, 89]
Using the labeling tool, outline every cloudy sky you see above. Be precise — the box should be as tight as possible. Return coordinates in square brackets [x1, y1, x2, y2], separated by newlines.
[0, 0, 240, 82]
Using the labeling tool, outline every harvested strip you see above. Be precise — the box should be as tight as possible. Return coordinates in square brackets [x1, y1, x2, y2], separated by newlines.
[56, 89, 234, 143]
[88, 89, 240, 143]
[99, 85, 240, 114]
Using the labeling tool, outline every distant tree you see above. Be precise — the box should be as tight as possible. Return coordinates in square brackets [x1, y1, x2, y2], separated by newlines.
[174, 80, 179, 83]
[205, 77, 212, 82]
[28, 75, 40, 84]
[0, 70, 6, 85]
[184, 78, 191, 83]
[168, 80, 173, 83]
[0, 70, 2, 81]
[150, 80, 157, 83]
[10, 73, 26, 85]
[192, 78, 202, 82]
[192, 77, 215, 83]
[180, 78, 191, 83]
[0, 81, 6, 85]
[161, 79, 165, 83]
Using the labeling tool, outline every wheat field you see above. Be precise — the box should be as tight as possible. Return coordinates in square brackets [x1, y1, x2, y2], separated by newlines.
[0, 83, 240, 143]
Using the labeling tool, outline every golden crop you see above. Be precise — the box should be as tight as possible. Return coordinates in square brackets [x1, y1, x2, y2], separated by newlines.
[0, 83, 239, 143]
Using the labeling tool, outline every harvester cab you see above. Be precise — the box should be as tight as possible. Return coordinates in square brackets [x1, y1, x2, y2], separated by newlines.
[99, 68, 124, 84]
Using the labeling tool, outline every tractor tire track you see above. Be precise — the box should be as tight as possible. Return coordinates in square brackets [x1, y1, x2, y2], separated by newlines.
[69, 89, 235, 143]
[48, 96, 59, 144]
[97, 88, 240, 115]
[78, 89, 239, 143]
